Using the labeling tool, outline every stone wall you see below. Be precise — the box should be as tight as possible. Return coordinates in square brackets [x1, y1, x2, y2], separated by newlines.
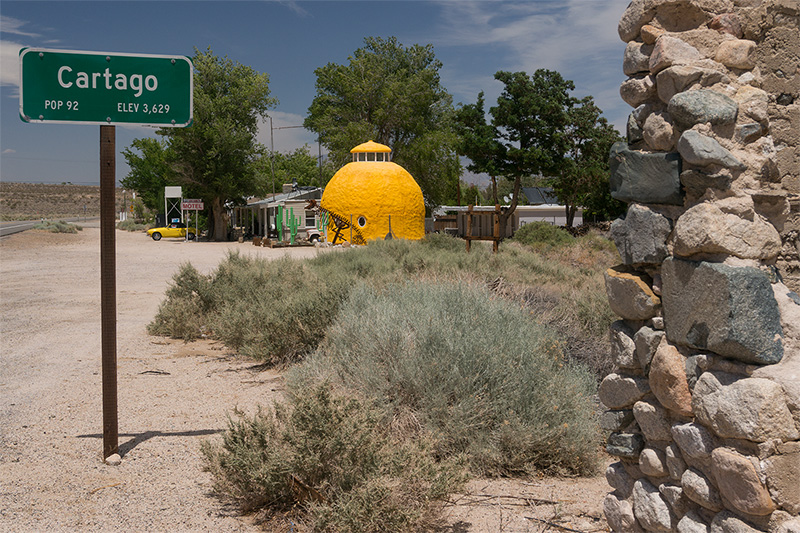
[602, 1, 800, 532]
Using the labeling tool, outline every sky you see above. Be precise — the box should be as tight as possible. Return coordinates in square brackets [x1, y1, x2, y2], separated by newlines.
[0, 0, 630, 186]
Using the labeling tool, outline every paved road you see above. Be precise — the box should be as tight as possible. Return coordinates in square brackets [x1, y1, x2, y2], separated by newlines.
[0, 217, 98, 237]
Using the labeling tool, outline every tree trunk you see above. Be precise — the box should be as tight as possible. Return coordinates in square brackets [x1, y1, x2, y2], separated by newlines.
[210, 196, 229, 241]
[565, 204, 576, 228]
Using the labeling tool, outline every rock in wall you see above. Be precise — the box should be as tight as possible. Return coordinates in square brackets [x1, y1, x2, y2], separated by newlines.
[603, 1, 800, 532]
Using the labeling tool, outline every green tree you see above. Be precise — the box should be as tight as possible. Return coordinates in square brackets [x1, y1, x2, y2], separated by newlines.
[550, 96, 623, 226]
[456, 70, 574, 232]
[304, 36, 461, 207]
[155, 47, 277, 240]
[261, 145, 335, 192]
[121, 137, 175, 213]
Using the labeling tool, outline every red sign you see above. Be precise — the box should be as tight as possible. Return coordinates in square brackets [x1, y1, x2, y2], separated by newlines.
[182, 199, 203, 210]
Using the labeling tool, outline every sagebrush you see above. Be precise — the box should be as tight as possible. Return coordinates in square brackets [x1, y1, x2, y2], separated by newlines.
[33, 220, 83, 233]
[149, 233, 616, 376]
[289, 280, 601, 477]
[202, 384, 466, 532]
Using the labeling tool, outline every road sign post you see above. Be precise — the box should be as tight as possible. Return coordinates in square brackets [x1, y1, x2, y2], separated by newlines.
[20, 48, 193, 463]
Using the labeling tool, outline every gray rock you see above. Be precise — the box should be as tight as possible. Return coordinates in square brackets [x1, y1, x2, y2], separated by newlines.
[735, 123, 763, 143]
[640, 447, 669, 477]
[672, 422, 715, 461]
[661, 258, 784, 365]
[672, 199, 782, 261]
[604, 492, 645, 532]
[659, 483, 691, 519]
[677, 510, 710, 533]
[693, 372, 799, 443]
[625, 41, 654, 76]
[607, 461, 636, 498]
[605, 266, 662, 321]
[774, 517, 800, 533]
[610, 320, 639, 369]
[601, 409, 635, 432]
[621, 75, 657, 108]
[633, 478, 675, 532]
[656, 65, 727, 104]
[680, 169, 732, 194]
[666, 444, 687, 481]
[609, 142, 683, 206]
[677, 130, 746, 170]
[628, 113, 645, 143]
[610, 204, 672, 266]
[709, 510, 762, 533]
[634, 400, 673, 442]
[682, 468, 724, 512]
[634, 326, 665, 371]
[644, 111, 678, 151]
[600, 373, 652, 409]
[684, 355, 705, 390]
[668, 90, 738, 129]
[607, 432, 646, 459]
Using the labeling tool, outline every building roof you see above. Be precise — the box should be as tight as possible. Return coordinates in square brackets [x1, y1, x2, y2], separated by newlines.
[247, 187, 322, 208]
[350, 140, 391, 153]
[521, 187, 559, 205]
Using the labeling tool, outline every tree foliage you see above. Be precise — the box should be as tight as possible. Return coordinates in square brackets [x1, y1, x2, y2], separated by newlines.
[455, 69, 574, 230]
[121, 137, 175, 213]
[259, 145, 335, 192]
[304, 36, 461, 207]
[456, 69, 622, 228]
[128, 48, 277, 240]
[553, 96, 624, 226]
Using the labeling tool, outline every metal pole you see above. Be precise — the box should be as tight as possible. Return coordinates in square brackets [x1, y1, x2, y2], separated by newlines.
[100, 125, 118, 460]
[269, 116, 275, 200]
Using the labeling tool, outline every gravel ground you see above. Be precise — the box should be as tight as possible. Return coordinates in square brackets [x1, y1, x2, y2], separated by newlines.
[0, 225, 610, 533]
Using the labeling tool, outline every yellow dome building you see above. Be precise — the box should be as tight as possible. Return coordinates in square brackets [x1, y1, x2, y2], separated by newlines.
[321, 141, 425, 244]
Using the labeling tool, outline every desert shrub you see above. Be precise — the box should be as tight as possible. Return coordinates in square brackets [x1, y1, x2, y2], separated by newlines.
[149, 236, 616, 376]
[512, 221, 573, 249]
[147, 263, 212, 341]
[148, 253, 351, 364]
[202, 384, 465, 532]
[289, 280, 600, 477]
[116, 219, 146, 232]
[33, 220, 82, 233]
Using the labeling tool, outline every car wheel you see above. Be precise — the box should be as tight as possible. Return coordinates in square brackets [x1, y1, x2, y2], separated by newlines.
[151, 232, 162, 241]
[187, 232, 195, 240]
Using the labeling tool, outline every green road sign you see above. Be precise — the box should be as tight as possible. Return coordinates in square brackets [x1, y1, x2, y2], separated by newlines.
[20, 48, 193, 127]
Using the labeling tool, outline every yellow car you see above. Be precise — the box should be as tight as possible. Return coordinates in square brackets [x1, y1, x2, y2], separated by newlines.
[147, 222, 198, 241]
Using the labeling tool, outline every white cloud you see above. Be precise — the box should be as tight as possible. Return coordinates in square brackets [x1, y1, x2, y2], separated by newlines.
[1, 16, 40, 39]
[3, 148, 17, 154]
[256, 110, 324, 154]
[1, 40, 24, 90]
[433, 0, 630, 130]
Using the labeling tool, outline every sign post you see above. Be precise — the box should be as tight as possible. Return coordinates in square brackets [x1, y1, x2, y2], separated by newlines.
[181, 199, 203, 242]
[20, 48, 193, 462]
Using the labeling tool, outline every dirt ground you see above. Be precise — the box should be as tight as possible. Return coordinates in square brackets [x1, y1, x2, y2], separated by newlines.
[0, 225, 611, 532]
